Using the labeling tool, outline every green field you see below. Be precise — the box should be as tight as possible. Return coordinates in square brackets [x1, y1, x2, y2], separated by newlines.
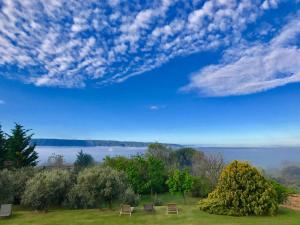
[1, 195, 299, 225]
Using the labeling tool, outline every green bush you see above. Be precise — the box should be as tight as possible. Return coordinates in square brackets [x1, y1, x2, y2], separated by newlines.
[122, 188, 140, 206]
[269, 179, 294, 204]
[0, 169, 15, 204]
[21, 169, 71, 211]
[12, 167, 36, 204]
[199, 160, 278, 216]
[166, 169, 193, 203]
[191, 176, 211, 198]
[67, 166, 127, 209]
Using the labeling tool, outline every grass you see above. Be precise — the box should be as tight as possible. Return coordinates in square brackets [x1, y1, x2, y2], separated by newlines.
[1, 194, 300, 225]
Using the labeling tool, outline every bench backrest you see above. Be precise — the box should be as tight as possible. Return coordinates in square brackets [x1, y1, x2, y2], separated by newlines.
[167, 203, 177, 211]
[0, 204, 12, 216]
[121, 204, 131, 212]
[144, 204, 154, 210]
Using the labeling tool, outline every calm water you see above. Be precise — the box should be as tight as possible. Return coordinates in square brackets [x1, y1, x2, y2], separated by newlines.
[36, 146, 300, 168]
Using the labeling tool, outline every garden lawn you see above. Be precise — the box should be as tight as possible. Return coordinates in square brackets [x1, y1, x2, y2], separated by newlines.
[1, 206, 300, 225]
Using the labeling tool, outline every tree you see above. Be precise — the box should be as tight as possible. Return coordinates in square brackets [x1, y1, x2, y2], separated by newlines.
[104, 155, 167, 195]
[166, 169, 193, 204]
[203, 153, 224, 189]
[0, 125, 7, 168]
[6, 124, 38, 168]
[67, 166, 127, 209]
[199, 160, 278, 216]
[146, 143, 175, 170]
[74, 150, 94, 171]
[190, 176, 211, 198]
[21, 169, 71, 211]
[103, 156, 130, 171]
[47, 153, 65, 168]
[145, 156, 167, 196]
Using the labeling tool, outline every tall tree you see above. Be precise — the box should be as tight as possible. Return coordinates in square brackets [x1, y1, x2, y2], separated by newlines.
[74, 150, 94, 171]
[145, 156, 166, 196]
[6, 123, 38, 167]
[146, 143, 175, 170]
[0, 125, 7, 168]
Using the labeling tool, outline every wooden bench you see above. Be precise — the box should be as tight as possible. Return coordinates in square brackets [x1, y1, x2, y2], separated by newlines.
[167, 203, 178, 215]
[119, 204, 134, 216]
[0, 204, 12, 218]
[144, 203, 155, 213]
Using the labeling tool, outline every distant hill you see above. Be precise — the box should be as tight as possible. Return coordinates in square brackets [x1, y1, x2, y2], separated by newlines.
[32, 138, 182, 148]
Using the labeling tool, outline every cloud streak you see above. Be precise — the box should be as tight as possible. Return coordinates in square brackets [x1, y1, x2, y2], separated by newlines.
[0, 0, 275, 88]
[183, 12, 300, 96]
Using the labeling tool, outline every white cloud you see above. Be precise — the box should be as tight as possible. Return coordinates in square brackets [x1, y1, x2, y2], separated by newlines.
[0, 0, 285, 88]
[183, 13, 300, 96]
[148, 105, 166, 111]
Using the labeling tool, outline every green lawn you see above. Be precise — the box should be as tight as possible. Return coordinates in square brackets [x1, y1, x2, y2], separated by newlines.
[1, 195, 299, 225]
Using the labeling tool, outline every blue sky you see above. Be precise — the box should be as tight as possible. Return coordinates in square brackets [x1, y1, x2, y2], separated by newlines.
[0, 0, 300, 146]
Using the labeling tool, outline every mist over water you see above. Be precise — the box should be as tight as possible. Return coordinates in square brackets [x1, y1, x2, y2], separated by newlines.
[36, 146, 300, 168]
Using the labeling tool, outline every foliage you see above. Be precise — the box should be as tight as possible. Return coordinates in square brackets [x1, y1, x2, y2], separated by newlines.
[21, 169, 71, 211]
[67, 166, 126, 209]
[269, 179, 294, 204]
[199, 160, 278, 216]
[47, 153, 65, 168]
[0, 125, 7, 168]
[0, 168, 36, 205]
[103, 156, 130, 171]
[6, 123, 38, 168]
[166, 169, 193, 203]
[174, 148, 205, 170]
[0, 169, 15, 204]
[203, 153, 224, 189]
[105, 155, 167, 194]
[190, 176, 211, 198]
[74, 150, 95, 172]
[145, 155, 167, 194]
[146, 143, 175, 170]
[11, 167, 36, 204]
[122, 187, 140, 206]
[125, 155, 149, 194]
[152, 193, 163, 206]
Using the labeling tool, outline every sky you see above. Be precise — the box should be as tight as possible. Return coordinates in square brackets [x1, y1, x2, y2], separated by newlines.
[0, 0, 300, 146]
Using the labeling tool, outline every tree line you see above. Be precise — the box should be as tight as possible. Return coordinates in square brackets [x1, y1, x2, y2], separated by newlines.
[0, 124, 293, 216]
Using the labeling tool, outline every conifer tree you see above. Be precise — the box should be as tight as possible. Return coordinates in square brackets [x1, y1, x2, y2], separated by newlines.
[6, 123, 38, 167]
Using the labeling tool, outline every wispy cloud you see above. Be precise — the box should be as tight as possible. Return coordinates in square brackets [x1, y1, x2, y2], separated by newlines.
[0, 0, 278, 88]
[183, 12, 300, 96]
[148, 105, 166, 111]
[0, 100, 5, 104]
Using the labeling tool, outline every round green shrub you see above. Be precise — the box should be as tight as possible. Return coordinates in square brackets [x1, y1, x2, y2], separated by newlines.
[21, 169, 71, 211]
[67, 166, 127, 209]
[199, 160, 278, 216]
[122, 187, 140, 206]
[191, 176, 211, 198]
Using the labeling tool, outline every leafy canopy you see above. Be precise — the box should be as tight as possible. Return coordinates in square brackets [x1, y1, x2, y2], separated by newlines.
[166, 169, 193, 203]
